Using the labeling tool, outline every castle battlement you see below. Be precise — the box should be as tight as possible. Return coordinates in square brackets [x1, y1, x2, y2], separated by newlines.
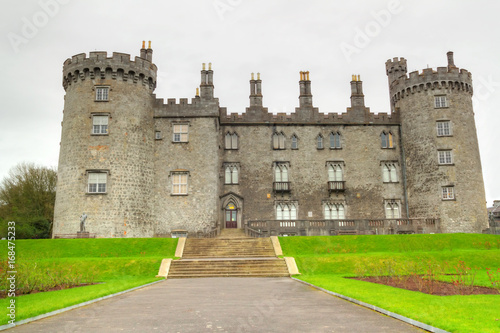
[220, 107, 399, 125]
[62, 49, 157, 91]
[153, 96, 220, 118]
[386, 52, 473, 104]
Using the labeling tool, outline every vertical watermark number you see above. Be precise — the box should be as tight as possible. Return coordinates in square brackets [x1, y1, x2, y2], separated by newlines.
[6, 221, 16, 326]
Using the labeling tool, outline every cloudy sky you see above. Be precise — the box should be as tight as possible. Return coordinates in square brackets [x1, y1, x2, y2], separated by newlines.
[1, 0, 499, 206]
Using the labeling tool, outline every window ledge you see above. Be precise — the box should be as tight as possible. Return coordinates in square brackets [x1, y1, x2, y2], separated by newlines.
[171, 194, 188, 196]
[91, 134, 109, 136]
[316, 148, 325, 150]
[383, 181, 400, 184]
[438, 163, 455, 166]
[437, 135, 453, 138]
[329, 147, 342, 150]
[381, 147, 396, 149]
[95, 100, 109, 102]
[86, 192, 107, 195]
[172, 141, 189, 144]
[442, 198, 456, 201]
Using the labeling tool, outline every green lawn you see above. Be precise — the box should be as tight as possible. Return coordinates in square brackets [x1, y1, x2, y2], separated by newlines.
[0, 238, 177, 325]
[280, 233, 500, 333]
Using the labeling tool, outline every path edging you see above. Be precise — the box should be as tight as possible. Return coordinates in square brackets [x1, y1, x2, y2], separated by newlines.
[292, 277, 450, 333]
[0, 280, 165, 331]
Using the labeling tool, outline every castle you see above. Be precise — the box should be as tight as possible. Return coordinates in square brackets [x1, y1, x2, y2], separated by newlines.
[52, 42, 489, 238]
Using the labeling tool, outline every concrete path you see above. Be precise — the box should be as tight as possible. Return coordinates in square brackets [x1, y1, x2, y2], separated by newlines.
[8, 278, 423, 332]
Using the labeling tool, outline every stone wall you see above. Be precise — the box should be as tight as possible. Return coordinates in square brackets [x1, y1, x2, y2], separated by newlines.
[220, 122, 405, 228]
[54, 64, 156, 238]
[387, 55, 488, 233]
[153, 115, 220, 234]
[53, 48, 488, 237]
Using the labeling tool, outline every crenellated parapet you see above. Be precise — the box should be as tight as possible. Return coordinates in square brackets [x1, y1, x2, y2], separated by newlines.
[62, 50, 158, 91]
[220, 107, 399, 125]
[386, 52, 473, 105]
[153, 96, 220, 118]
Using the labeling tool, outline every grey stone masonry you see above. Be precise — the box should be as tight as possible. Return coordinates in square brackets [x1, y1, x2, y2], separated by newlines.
[52, 45, 488, 238]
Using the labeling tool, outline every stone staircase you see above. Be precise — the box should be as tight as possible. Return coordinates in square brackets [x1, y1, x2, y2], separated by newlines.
[167, 230, 290, 278]
[181, 238, 276, 258]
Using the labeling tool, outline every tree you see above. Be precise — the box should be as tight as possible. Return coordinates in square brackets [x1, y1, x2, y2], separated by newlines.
[0, 163, 57, 239]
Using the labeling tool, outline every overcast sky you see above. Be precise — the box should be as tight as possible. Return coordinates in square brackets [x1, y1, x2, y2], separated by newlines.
[1, 0, 499, 206]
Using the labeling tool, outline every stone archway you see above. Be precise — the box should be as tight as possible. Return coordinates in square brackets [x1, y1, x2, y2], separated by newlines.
[220, 193, 243, 229]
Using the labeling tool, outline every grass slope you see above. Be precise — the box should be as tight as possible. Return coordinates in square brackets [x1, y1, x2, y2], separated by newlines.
[0, 238, 177, 326]
[280, 233, 500, 333]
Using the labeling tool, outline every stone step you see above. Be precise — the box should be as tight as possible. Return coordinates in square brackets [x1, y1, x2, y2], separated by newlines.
[182, 237, 276, 259]
[167, 273, 290, 278]
[168, 259, 289, 278]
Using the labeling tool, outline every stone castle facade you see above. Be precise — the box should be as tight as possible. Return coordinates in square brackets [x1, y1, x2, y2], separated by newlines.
[52, 43, 489, 238]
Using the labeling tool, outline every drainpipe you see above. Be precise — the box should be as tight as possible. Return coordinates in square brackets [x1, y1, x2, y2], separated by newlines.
[398, 124, 410, 218]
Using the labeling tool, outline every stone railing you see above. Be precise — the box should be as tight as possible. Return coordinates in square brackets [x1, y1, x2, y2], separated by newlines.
[273, 181, 291, 192]
[245, 218, 440, 237]
[196, 226, 220, 238]
[328, 181, 345, 192]
[244, 225, 265, 238]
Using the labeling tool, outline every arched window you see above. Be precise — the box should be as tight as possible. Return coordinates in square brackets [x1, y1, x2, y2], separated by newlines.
[328, 164, 343, 181]
[329, 132, 341, 149]
[274, 163, 288, 182]
[324, 203, 345, 219]
[276, 202, 297, 220]
[224, 164, 239, 184]
[381, 131, 394, 148]
[273, 132, 285, 150]
[317, 134, 324, 149]
[382, 163, 397, 182]
[385, 200, 400, 218]
[291, 135, 298, 149]
[225, 132, 238, 149]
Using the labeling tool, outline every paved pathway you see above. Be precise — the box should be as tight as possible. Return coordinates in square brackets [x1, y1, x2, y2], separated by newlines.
[9, 278, 423, 332]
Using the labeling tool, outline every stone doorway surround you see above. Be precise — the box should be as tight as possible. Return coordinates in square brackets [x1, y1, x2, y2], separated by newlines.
[220, 192, 243, 229]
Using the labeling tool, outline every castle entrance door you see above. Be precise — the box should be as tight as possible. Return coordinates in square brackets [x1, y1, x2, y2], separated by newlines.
[225, 203, 237, 228]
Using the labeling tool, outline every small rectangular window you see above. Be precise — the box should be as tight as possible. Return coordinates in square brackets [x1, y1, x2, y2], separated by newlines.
[88, 172, 107, 193]
[438, 150, 453, 165]
[172, 173, 188, 195]
[437, 121, 451, 136]
[435, 96, 447, 108]
[173, 124, 188, 142]
[155, 131, 161, 140]
[92, 115, 109, 135]
[442, 186, 455, 200]
[96, 87, 109, 101]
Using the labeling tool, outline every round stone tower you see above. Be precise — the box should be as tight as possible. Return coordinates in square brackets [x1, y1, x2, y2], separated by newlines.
[53, 42, 157, 237]
[386, 52, 488, 233]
